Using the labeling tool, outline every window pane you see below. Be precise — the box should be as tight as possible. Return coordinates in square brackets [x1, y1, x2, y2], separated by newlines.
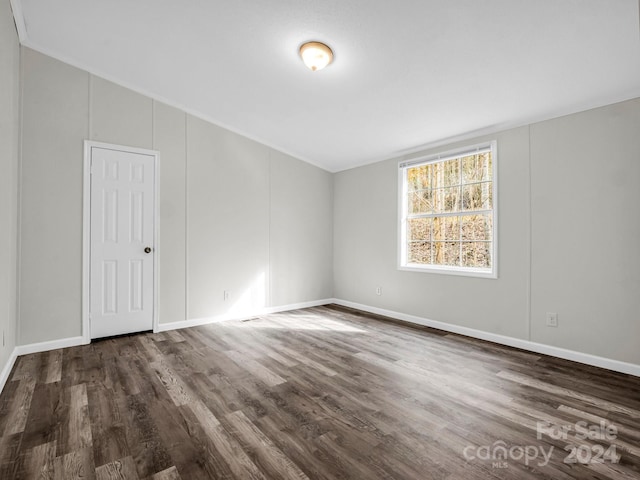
[462, 152, 492, 183]
[446, 216, 460, 240]
[461, 214, 492, 241]
[408, 242, 431, 264]
[462, 242, 491, 268]
[406, 164, 432, 192]
[408, 190, 433, 214]
[433, 186, 460, 213]
[462, 181, 492, 211]
[432, 242, 460, 266]
[486, 184, 493, 209]
[433, 216, 460, 241]
[408, 218, 432, 241]
[432, 159, 460, 189]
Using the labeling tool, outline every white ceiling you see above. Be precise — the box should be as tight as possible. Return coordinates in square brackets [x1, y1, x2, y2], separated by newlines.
[13, 0, 640, 172]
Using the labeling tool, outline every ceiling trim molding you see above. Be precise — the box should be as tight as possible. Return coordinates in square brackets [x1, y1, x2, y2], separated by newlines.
[17, 38, 640, 174]
[18, 39, 332, 173]
[371, 90, 640, 172]
[9, 0, 27, 43]
[334, 89, 640, 173]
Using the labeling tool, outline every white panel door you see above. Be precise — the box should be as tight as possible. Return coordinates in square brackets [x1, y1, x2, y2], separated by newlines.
[90, 146, 155, 339]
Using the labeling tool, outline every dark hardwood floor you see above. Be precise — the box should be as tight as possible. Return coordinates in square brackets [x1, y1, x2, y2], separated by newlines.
[0, 304, 639, 479]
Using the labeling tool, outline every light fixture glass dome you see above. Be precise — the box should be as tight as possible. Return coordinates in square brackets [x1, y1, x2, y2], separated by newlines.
[299, 41, 333, 71]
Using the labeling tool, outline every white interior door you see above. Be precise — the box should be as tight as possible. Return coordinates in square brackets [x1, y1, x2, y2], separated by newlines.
[89, 145, 156, 339]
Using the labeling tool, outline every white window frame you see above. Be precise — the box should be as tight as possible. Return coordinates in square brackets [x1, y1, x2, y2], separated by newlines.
[398, 140, 498, 279]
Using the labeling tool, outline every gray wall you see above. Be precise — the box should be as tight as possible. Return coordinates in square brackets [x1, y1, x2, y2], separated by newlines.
[334, 98, 640, 365]
[529, 101, 640, 362]
[19, 48, 333, 344]
[20, 49, 89, 343]
[12, 40, 640, 369]
[0, 0, 19, 372]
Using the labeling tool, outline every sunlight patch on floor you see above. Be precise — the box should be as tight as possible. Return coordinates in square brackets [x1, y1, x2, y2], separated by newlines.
[226, 315, 366, 333]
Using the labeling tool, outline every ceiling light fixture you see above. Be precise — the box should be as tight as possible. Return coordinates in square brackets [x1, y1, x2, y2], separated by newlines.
[299, 41, 333, 71]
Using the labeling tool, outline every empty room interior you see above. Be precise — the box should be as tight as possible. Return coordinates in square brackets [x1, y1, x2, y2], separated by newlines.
[1, 1, 640, 479]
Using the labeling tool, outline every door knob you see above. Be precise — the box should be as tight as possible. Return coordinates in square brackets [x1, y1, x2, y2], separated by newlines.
[144, 247, 152, 254]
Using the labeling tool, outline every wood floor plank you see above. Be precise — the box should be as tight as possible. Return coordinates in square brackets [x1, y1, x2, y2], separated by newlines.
[182, 372, 242, 418]
[497, 369, 640, 418]
[186, 400, 266, 480]
[45, 350, 63, 384]
[19, 382, 68, 452]
[253, 415, 336, 480]
[66, 383, 93, 452]
[0, 304, 638, 479]
[224, 410, 310, 480]
[17, 439, 56, 479]
[313, 431, 393, 480]
[113, 356, 143, 397]
[11, 353, 43, 382]
[95, 456, 140, 480]
[150, 360, 194, 407]
[137, 335, 164, 364]
[151, 465, 182, 480]
[164, 330, 186, 344]
[276, 345, 338, 377]
[60, 346, 85, 388]
[86, 384, 129, 468]
[4, 378, 36, 436]
[0, 432, 22, 476]
[224, 351, 287, 387]
[143, 379, 227, 480]
[0, 380, 19, 436]
[117, 394, 173, 478]
[52, 446, 95, 480]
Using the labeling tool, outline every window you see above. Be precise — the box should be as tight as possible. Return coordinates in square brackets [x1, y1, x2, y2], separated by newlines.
[398, 141, 497, 278]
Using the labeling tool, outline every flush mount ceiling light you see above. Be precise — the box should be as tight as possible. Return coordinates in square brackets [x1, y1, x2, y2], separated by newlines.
[299, 41, 333, 71]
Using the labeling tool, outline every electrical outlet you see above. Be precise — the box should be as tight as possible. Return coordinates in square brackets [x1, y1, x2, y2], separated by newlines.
[375, 286, 382, 296]
[546, 312, 558, 327]
[223, 290, 229, 301]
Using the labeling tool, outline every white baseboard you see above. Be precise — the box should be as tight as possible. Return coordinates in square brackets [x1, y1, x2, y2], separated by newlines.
[0, 349, 18, 394]
[2, 298, 636, 397]
[155, 298, 335, 333]
[14, 336, 85, 356]
[332, 298, 640, 377]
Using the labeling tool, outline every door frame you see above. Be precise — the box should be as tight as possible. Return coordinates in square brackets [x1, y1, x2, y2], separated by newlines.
[82, 140, 160, 344]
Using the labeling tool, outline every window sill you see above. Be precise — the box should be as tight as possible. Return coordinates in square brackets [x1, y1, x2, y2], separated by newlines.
[398, 263, 497, 279]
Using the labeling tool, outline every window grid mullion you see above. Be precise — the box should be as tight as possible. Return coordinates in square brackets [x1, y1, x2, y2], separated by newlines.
[429, 163, 433, 265]
[458, 159, 463, 266]
[407, 209, 493, 220]
[408, 240, 491, 243]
